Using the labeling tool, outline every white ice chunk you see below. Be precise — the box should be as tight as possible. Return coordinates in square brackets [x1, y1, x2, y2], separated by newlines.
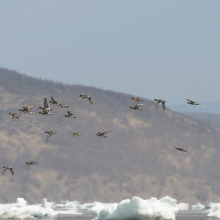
[191, 202, 205, 210]
[95, 196, 179, 220]
[178, 203, 189, 210]
[206, 202, 220, 218]
[0, 198, 57, 219]
[16, 198, 27, 207]
[41, 198, 54, 209]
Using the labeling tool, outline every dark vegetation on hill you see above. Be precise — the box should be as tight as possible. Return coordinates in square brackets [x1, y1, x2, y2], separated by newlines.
[0, 67, 220, 204]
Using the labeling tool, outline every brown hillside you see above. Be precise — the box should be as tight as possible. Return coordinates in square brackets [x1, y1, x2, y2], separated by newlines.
[0, 67, 219, 204]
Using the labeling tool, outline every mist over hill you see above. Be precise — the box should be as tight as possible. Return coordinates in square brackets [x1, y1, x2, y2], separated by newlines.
[0, 67, 220, 205]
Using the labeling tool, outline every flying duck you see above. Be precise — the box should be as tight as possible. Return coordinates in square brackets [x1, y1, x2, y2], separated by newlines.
[39, 98, 52, 111]
[65, 111, 76, 118]
[154, 99, 166, 111]
[174, 146, 189, 152]
[130, 104, 144, 110]
[45, 131, 57, 142]
[131, 98, 144, 102]
[78, 95, 93, 105]
[2, 166, 14, 175]
[26, 161, 38, 169]
[9, 113, 21, 120]
[186, 99, 200, 105]
[49, 96, 60, 106]
[96, 131, 111, 138]
[70, 133, 82, 139]
[19, 105, 35, 114]
[39, 109, 52, 116]
[57, 103, 69, 111]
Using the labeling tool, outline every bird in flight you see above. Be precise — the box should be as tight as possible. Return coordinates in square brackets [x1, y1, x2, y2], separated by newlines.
[174, 146, 189, 152]
[2, 166, 14, 175]
[65, 111, 76, 118]
[45, 131, 57, 142]
[26, 161, 38, 169]
[154, 99, 166, 111]
[70, 133, 82, 139]
[96, 131, 111, 138]
[78, 95, 93, 105]
[131, 98, 144, 102]
[130, 104, 144, 110]
[9, 113, 21, 120]
[186, 99, 200, 105]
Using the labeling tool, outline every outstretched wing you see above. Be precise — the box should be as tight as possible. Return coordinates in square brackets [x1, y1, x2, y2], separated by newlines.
[78, 97, 83, 102]
[70, 133, 76, 139]
[137, 104, 144, 106]
[27, 105, 35, 110]
[89, 98, 93, 105]
[57, 106, 62, 111]
[105, 131, 111, 134]
[2, 169, 6, 176]
[47, 134, 50, 142]
[10, 168, 14, 175]
[51, 96, 56, 102]
[156, 102, 159, 109]
[26, 162, 29, 169]
[44, 98, 49, 108]
[162, 102, 166, 110]
[186, 99, 192, 102]
[12, 115, 16, 120]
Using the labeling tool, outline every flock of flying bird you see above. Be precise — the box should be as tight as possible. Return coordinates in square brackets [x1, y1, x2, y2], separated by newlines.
[4, 95, 200, 176]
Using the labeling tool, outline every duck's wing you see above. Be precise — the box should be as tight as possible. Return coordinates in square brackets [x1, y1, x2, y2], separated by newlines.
[12, 114, 16, 120]
[186, 99, 192, 102]
[10, 168, 14, 175]
[70, 133, 76, 139]
[51, 96, 56, 102]
[23, 107, 29, 111]
[67, 111, 72, 116]
[104, 131, 111, 134]
[174, 147, 181, 151]
[89, 98, 93, 105]
[162, 102, 166, 110]
[137, 104, 144, 106]
[57, 105, 62, 111]
[26, 162, 29, 169]
[47, 134, 50, 142]
[44, 98, 49, 108]
[156, 101, 159, 109]
[2, 168, 6, 175]
[78, 97, 84, 102]
[27, 105, 35, 110]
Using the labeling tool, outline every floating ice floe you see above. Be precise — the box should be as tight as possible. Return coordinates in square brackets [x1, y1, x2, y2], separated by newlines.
[94, 196, 179, 220]
[191, 202, 205, 210]
[178, 203, 189, 210]
[0, 198, 57, 219]
[205, 202, 220, 218]
[53, 200, 79, 210]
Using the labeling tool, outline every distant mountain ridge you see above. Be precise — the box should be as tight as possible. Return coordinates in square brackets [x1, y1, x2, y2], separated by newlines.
[0, 67, 220, 205]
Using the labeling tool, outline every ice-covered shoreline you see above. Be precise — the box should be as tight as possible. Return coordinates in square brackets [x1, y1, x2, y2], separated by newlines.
[6, 196, 220, 219]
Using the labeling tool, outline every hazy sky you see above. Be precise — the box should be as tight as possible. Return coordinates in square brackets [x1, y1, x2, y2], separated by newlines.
[0, 1, 220, 105]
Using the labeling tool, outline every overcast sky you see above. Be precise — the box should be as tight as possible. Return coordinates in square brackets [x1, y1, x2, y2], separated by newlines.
[0, 1, 220, 105]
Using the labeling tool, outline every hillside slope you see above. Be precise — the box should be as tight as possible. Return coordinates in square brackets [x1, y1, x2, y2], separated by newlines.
[0, 67, 220, 204]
